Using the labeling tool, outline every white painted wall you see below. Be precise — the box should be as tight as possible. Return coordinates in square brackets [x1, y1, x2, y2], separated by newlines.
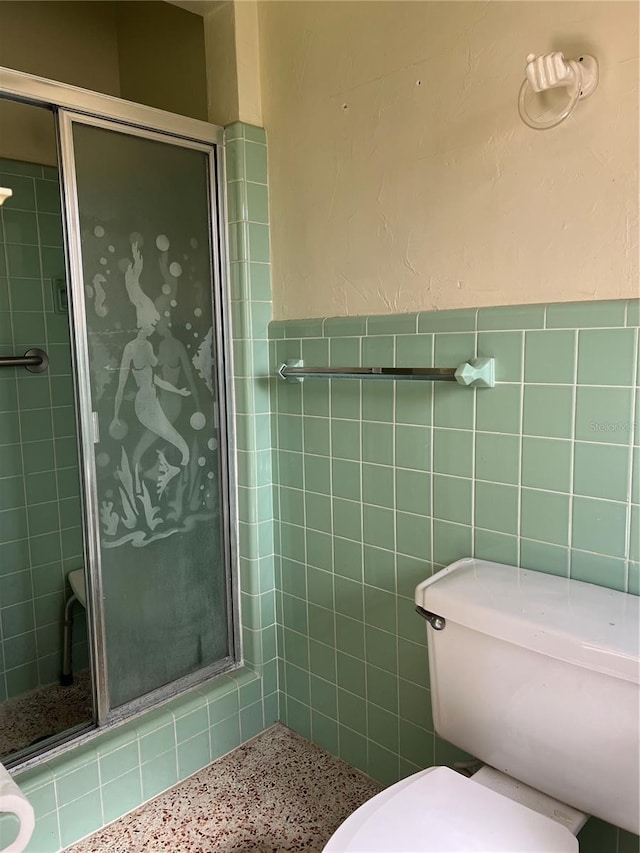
[258, 1, 639, 320]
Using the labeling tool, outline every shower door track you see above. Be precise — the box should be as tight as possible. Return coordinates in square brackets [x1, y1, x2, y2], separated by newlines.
[0, 66, 240, 737]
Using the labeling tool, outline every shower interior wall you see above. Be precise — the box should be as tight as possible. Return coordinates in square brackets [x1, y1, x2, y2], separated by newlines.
[0, 156, 87, 703]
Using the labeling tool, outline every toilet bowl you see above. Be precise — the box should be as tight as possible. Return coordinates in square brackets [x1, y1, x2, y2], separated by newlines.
[324, 766, 579, 852]
[324, 558, 640, 852]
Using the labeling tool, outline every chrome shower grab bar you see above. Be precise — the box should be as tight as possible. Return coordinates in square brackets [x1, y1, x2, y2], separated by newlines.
[0, 348, 49, 373]
[277, 358, 495, 388]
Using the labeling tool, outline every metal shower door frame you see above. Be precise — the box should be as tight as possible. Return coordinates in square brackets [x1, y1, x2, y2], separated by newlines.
[0, 67, 240, 729]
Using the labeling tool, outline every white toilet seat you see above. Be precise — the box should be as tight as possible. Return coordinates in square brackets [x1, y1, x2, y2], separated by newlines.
[324, 766, 578, 852]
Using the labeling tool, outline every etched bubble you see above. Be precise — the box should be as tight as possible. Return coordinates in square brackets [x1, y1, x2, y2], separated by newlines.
[198, 456, 206, 467]
[190, 412, 206, 430]
[108, 245, 115, 253]
[164, 311, 170, 317]
[94, 225, 105, 237]
[156, 234, 170, 251]
[170, 300, 177, 307]
[130, 231, 144, 247]
[207, 438, 217, 451]
[194, 308, 202, 317]
[169, 262, 182, 277]
[185, 323, 192, 330]
[99, 257, 107, 265]
[96, 452, 110, 467]
[190, 237, 198, 248]
[162, 284, 171, 295]
[207, 471, 214, 480]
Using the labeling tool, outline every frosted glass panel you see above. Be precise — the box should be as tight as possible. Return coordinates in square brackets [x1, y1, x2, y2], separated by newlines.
[72, 123, 230, 708]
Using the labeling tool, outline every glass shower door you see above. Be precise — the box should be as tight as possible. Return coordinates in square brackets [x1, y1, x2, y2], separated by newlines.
[58, 113, 235, 714]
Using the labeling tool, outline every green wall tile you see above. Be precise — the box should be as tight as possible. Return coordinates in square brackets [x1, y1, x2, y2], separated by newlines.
[331, 420, 360, 460]
[477, 331, 523, 382]
[433, 383, 474, 430]
[363, 545, 395, 592]
[520, 540, 569, 577]
[362, 463, 394, 508]
[396, 334, 433, 367]
[0, 174, 35, 211]
[474, 529, 518, 565]
[395, 425, 430, 471]
[573, 442, 630, 501]
[433, 475, 472, 525]
[101, 767, 142, 825]
[362, 421, 394, 466]
[477, 304, 544, 331]
[523, 386, 573, 438]
[362, 335, 394, 366]
[395, 382, 433, 427]
[524, 330, 576, 384]
[522, 437, 571, 493]
[58, 790, 102, 849]
[417, 308, 476, 333]
[396, 469, 430, 515]
[572, 497, 628, 558]
[396, 511, 430, 559]
[433, 428, 473, 477]
[324, 317, 366, 337]
[476, 384, 521, 435]
[334, 537, 363, 582]
[363, 504, 394, 551]
[367, 314, 416, 335]
[475, 481, 519, 534]
[433, 520, 472, 565]
[434, 332, 475, 367]
[332, 458, 360, 501]
[570, 550, 626, 591]
[520, 489, 570, 546]
[575, 387, 633, 444]
[546, 300, 626, 329]
[578, 328, 636, 386]
[475, 432, 519, 484]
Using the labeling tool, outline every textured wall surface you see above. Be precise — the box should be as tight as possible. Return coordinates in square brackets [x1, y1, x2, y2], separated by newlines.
[270, 298, 639, 852]
[258, 1, 639, 319]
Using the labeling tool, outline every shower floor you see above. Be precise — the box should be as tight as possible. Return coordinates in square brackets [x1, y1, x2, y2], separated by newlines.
[0, 670, 93, 759]
[67, 724, 383, 852]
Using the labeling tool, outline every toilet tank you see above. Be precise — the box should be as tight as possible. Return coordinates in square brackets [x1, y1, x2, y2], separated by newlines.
[415, 558, 640, 835]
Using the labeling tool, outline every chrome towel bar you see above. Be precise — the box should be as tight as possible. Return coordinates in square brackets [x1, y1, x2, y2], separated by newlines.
[277, 358, 495, 388]
[0, 348, 49, 373]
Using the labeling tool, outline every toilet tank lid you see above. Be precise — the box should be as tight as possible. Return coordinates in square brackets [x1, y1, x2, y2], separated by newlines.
[416, 559, 640, 684]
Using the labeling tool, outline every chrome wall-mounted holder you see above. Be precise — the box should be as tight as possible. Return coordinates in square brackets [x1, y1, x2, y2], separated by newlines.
[277, 357, 495, 388]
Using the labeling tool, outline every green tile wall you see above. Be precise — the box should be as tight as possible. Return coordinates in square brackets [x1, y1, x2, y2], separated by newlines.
[0, 158, 87, 701]
[7, 123, 278, 852]
[270, 299, 639, 852]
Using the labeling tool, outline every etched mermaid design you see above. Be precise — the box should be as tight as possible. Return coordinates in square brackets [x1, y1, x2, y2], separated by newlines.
[98, 238, 216, 548]
[110, 243, 191, 482]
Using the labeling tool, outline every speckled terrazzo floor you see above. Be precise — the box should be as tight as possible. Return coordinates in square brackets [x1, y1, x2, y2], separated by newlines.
[0, 670, 93, 759]
[66, 724, 383, 852]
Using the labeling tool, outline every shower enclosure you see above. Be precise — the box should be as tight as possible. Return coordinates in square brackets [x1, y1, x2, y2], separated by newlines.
[0, 68, 237, 764]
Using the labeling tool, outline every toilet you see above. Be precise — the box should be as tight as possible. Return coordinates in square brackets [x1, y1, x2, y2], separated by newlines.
[325, 558, 640, 852]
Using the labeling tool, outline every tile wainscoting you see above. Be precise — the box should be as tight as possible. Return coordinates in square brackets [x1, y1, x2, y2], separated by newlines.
[270, 298, 639, 853]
